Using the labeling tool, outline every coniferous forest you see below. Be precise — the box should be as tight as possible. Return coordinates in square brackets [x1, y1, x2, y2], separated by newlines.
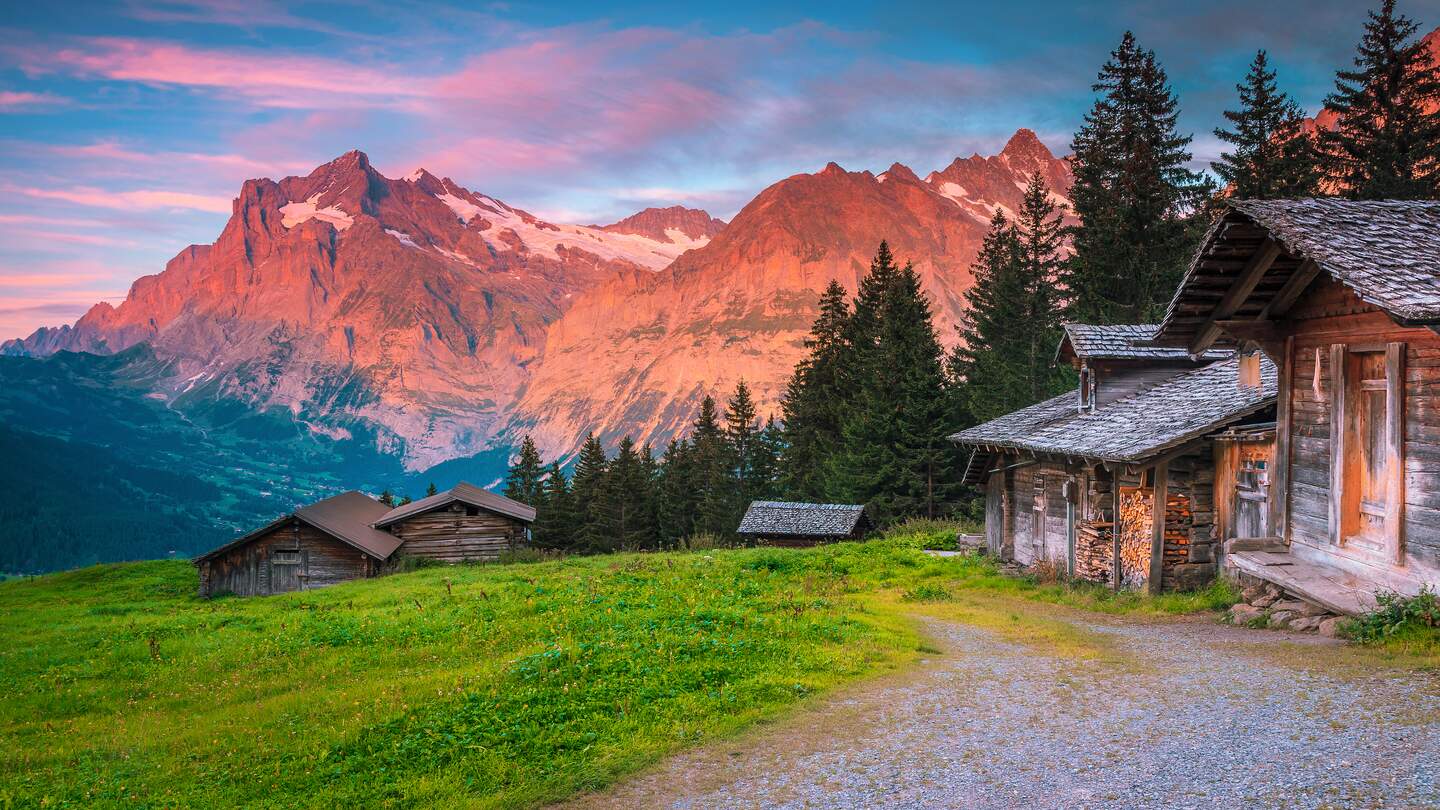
[503, 0, 1440, 549]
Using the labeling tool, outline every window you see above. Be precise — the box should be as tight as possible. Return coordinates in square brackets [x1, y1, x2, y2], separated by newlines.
[465, 505, 480, 517]
[1330, 343, 1405, 563]
[272, 550, 300, 564]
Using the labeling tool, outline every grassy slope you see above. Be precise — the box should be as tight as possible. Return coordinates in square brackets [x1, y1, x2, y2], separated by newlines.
[3, 524, 1423, 808]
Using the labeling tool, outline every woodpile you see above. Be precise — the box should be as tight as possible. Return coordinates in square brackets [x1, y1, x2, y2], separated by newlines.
[1116, 488, 1153, 585]
[1075, 520, 1113, 583]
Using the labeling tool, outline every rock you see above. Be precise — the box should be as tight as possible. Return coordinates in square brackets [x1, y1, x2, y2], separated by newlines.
[1270, 600, 1308, 614]
[1252, 591, 1280, 608]
[1296, 601, 1329, 617]
[1288, 615, 1324, 632]
[1264, 582, 1284, 598]
[1268, 610, 1297, 629]
[1229, 604, 1266, 625]
[1318, 617, 1347, 638]
[1241, 585, 1265, 603]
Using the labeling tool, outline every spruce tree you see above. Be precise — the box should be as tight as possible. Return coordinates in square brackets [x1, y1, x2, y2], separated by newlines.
[378, 488, 396, 508]
[690, 396, 735, 537]
[503, 434, 546, 507]
[637, 443, 662, 550]
[1321, 0, 1440, 199]
[533, 462, 574, 550]
[1213, 50, 1321, 198]
[656, 438, 696, 547]
[596, 437, 654, 552]
[752, 416, 783, 501]
[1065, 31, 1213, 323]
[425, 482, 438, 497]
[726, 380, 763, 502]
[951, 211, 1027, 423]
[568, 433, 609, 553]
[1012, 173, 1073, 404]
[778, 281, 851, 501]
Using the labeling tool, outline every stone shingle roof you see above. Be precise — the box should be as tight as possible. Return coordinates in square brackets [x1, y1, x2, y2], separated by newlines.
[737, 501, 869, 537]
[1162, 199, 1440, 332]
[1059, 323, 1227, 362]
[950, 356, 1276, 463]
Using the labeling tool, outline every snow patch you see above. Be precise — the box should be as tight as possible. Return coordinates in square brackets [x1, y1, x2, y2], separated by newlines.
[438, 192, 484, 224]
[280, 194, 353, 231]
[385, 228, 420, 249]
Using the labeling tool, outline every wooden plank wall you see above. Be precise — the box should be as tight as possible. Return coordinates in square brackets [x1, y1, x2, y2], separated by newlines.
[1283, 278, 1440, 581]
[1092, 360, 1206, 407]
[388, 504, 529, 563]
[197, 521, 375, 597]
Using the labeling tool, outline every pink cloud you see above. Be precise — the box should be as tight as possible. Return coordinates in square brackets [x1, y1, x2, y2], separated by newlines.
[0, 271, 111, 287]
[7, 183, 232, 213]
[0, 90, 68, 110]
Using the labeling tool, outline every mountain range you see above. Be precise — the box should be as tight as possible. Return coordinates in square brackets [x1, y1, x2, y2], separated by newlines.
[5, 129, 1071, 470]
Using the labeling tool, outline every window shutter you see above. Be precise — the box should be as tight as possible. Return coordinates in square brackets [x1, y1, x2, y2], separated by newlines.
[1385, 342, 1406, 565]
[1328, 344, 1346, 546]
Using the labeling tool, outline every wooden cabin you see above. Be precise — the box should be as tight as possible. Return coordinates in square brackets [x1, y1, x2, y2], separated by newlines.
[195, 482, 536, 597]
[952, 325, 1276, 592]
[736, 501, 873, 547]
[1152, 198, 1440, 614]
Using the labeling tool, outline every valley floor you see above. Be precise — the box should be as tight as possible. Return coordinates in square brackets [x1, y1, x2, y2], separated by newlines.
[562, 611, 1440, 809]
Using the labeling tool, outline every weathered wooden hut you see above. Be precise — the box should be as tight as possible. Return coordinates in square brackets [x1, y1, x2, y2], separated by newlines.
[952, 325, 1276, 592]
[1152, 198, 1440, 613]
[737, 501, 873, 547]
[194, 491, 400, 598]
[195, 482, 535, 597]
[373, 482, 536, 564]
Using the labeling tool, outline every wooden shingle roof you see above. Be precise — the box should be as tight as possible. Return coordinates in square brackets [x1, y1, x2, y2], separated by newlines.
[1156, 199, 1440, 349]
[196, 491, 401, 562]
[951, 356, 1276, 463]
[374, 481, 536, 527]
[737, 501, 869, 537]
[1058, 323, 1227, 362]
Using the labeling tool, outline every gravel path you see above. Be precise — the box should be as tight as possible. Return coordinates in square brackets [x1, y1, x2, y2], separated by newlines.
[562, 613, 1440, 809]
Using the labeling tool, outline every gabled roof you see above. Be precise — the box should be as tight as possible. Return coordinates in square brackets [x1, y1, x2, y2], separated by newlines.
[374, 481, 536, 527]
[1156, 199, 1440, 347]
[196, 491, 401, 562]
[737, 501, 869, 537]
[950, 355, 1276, 463]
[1057, 323, 1229, 363]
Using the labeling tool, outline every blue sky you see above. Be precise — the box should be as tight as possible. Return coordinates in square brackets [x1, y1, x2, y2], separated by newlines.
[0, 0, 1433, 338]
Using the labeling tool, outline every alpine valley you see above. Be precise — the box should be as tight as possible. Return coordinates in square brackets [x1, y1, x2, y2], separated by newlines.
[2, 129, 1071, 572]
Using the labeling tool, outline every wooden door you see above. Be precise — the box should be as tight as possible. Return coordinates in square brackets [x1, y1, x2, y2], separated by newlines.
[1233, 450, 1270, 539]
[270, 549, 302, 593]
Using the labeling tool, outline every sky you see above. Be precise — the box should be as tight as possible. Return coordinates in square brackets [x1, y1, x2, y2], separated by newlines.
[0, 0, 1435, 339]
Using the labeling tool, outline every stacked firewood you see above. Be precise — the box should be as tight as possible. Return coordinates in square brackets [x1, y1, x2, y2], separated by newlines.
[1163, 492, 1192, 570]
[1116, 489, 1152, 583]
[1074, 520, 1113, 583]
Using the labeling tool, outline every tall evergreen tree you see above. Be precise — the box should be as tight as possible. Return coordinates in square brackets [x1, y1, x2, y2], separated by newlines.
[637, 442, 662, 550]
[533, 462, 573, 550]
[1213, 50, 1322, 198]
[568, 433, 609, 552]
[425, 482, 438, 497]
[596, 436, 655, 552]
[503, 434, 546, 507]
[691, 396, 735, 537]
[951, 211, 1027, 423]
[656, 438, 696, 547]
[832, 244, 960, 522]
[726, 380, 764, 502]
[778, 281, 851, 501]
[752, 416, 783, 501]
[1321, 0, 1440, 199]
[1064, 31, 1213, 323]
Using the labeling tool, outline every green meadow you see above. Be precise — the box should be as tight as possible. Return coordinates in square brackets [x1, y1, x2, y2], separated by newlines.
[4, 522, 1424, 809]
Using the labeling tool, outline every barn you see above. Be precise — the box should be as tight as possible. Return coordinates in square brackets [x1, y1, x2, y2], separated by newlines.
[737, 501, 873, 547]
[1152, 198, 1440, 613]
[195, 482, 535, 597]
[952, 324, 1276, 592]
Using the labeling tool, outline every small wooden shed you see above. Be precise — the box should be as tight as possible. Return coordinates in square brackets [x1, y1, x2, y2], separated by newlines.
[374, 482, 536, 564]
[737, 501, 873, 547]
[194, 491, 400, 598]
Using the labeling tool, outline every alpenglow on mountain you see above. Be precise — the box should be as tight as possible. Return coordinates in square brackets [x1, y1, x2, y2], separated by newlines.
[5, 129, 1072, 470]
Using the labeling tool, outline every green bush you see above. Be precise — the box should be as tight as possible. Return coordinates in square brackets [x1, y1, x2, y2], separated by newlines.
[900, 584, 953, 602]
[1349, 586, 1440, 643]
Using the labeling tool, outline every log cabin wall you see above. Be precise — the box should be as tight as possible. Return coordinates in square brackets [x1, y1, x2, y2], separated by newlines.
[197, 520, 377, 597]
[1277, 277, 1440, 588]
[387, 503, 530, 564]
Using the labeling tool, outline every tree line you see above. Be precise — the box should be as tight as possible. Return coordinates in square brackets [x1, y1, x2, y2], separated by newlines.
[502, 1, 1440, 549]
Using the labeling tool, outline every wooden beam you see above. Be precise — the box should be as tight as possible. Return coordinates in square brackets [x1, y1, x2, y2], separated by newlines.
[1270, 336, 1294, 545]
[1190, 238, 1283, 354]
[1214, 321, 1285, 363]
[1385, 342, 1406, 566]
[1260, 258, 1320, 319]
[1329, 344, 1346, 546]
[1148, 461, 1169, 595]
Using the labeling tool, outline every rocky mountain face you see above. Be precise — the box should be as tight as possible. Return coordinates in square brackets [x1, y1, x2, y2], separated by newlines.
[4, 151, 721, 469]
[7, 128, 1070, 471]
[513, 129, 1073, 461]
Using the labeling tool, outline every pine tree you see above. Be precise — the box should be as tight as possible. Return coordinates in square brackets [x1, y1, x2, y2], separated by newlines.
[637, 443, 662, 550]
[596, 437, 655, 552]
[1321, 0, 1440, 199]
[1012, 173, 1073, 404]
[378, 488, 396, 507]
[533, 462, 573, 550]
[569, 433, 609, 553]
[752, 416, 783, 501]
[503, 435, 546, 507]
[832, 244, 960, 522]
[656, 438, 696, 547]
[425, 482, 438, 497]
[1213, 50, 1321, 198]
[1065, 31, 1213, 323]
[778, 280, 851, 501]
[691, 396, 735, 537]
[951, 211, 1027, 423]
[726, 379, 763, 501]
